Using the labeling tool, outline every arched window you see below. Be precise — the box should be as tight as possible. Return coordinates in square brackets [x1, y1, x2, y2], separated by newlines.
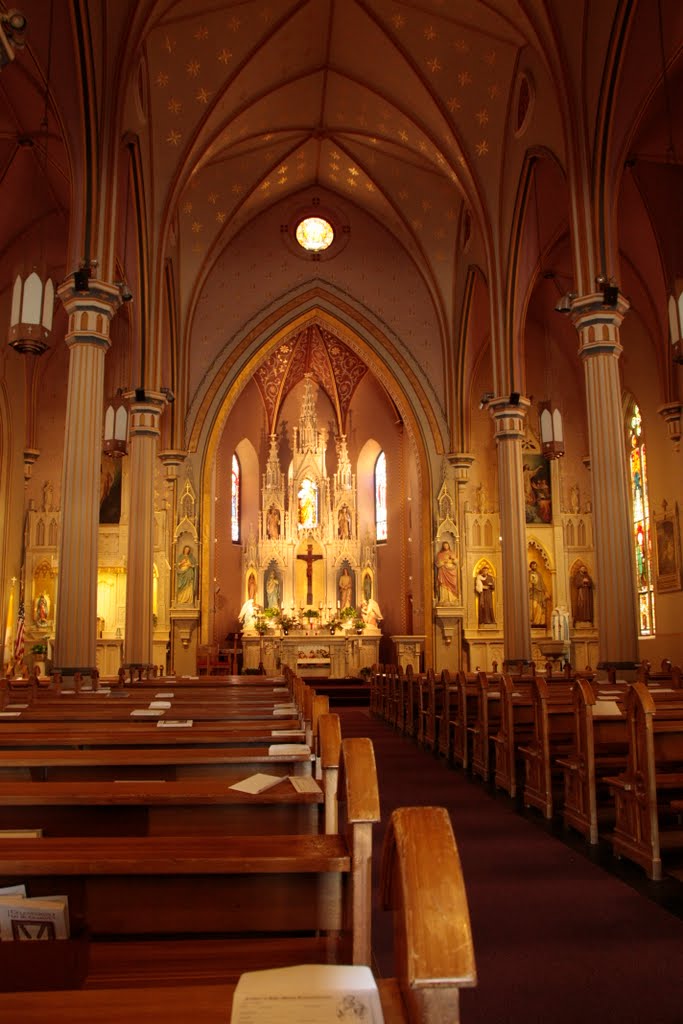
[375, 451, 387, 542]
[231, 453, 240, 543]
[628, 403, 655, 636]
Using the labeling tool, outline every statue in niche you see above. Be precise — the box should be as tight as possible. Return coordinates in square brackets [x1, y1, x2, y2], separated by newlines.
[266, 506, 280, 540]
[435, 541, 459, 604]
[176, 544, 197, 604]
[338, 505, 352, 540]
[475, 482, 487, 514]
[475, 564, 495, 625]
[238, 597, 259, 632]
[35, 592, 50, 625]
[266, 570, 280, 609]
[338, 566, 353, 609]
[528, 560, 549, 627]
[41, 480, 54, 513]
[570, 484, 580, 514]
[572, 565, 594, 625]
[361, 597, 383, 628]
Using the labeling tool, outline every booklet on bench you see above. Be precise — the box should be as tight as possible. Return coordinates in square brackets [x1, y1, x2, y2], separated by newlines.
[231, 964, 384, 1024]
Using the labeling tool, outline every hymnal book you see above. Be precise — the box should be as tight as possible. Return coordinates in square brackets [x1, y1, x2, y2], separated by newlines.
[0, 711, 22, 718]
[288, 776, 321, 794]
[155, 692, 175, 698]
[130, 708, 165, 717]
[0, 894, 69, 941]
[231, 964, 384, 1024]
[5, 704, 28, 710]
[592, 699, 622, 717]
[273, 687, 289, 693]
[149, 700, 172, 709]
[271, 729, 304, 737]
[229, 773, 284, 794]
[156, 719, 193, 728]
[268, 744, 311, 756]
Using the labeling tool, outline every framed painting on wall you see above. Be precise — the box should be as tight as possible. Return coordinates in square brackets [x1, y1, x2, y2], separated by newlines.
[654, 505, 682, 593]
[522, 454, 552, 524]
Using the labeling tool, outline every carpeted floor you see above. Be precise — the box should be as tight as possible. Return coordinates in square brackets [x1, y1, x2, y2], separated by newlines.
[338, 707, 683, 1024]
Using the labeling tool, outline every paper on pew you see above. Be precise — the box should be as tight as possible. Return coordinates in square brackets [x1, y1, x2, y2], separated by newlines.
[130, 708, 165, 717]
[268, 744, 311, 756]
[231, 964, 383, 1024]
[155, 692, 175, 698]
[273, 687, 289, 693]
[271, 729, 304, 737]
[149, 701, 172, 709]
[0, 711, 22, 717]
[229, 773, 284, 794]
[592, 699, 622, 717]
[288, 776, 321, 794]
[4, 704, 28, 710]
[156, 719, 193, 728]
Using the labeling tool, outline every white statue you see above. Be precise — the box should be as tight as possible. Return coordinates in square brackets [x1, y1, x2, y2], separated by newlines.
[551, 606, 570, 642]
[361, 598, 383, 629]
[238, 598, 260, 632]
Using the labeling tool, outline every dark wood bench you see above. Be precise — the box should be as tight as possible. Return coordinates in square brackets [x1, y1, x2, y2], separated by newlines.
[604, 683, 683, 879]
[0, 736, 380, 990]
[0, 805, 476, 1023]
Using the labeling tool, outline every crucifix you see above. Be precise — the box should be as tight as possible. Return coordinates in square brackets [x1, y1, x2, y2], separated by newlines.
[296, 543, 323, 605]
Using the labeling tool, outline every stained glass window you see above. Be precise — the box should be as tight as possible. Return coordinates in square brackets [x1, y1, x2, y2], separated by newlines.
[628, 404, 655, 635]
[375, 451, 387, 542]
[231, 453, 240, 543]
[295, 217, 334, 252]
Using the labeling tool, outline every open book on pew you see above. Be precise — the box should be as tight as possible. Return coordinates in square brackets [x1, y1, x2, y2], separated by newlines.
[0, 886, 70, 941]
[231, 964, 384, 1024]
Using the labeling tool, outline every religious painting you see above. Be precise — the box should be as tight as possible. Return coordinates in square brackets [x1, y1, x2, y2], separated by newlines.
[297, 477, 319, 529]
[100, 454, 122, 524]
[522, 455, 552, 524]
[654, 507, 681, 593]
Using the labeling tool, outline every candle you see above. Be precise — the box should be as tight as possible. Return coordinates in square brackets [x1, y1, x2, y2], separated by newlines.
[337, 600, 340, 610]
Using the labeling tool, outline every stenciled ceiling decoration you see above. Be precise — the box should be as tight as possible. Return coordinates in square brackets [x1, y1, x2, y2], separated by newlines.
[253, 321, 368, 432]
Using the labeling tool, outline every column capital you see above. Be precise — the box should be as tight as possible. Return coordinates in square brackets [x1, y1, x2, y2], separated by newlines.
[446, 452, 475, 482]
[159, 448, 187, 482]
[123, 389, 167, 439]
[658, 402, 683, 448]
[488, 396, 531, 440]
[570, 291, 629, 359]
[57, 275, 122, 350]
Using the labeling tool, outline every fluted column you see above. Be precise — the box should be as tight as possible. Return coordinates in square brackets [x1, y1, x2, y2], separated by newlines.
[490, 398, 533, 667]
[571, 292, 638, 669]
[124, 392, 166, 666]
[55, 276, 121, 672]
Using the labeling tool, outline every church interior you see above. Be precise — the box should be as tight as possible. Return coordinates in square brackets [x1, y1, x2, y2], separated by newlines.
[0, 0, 682, 1020]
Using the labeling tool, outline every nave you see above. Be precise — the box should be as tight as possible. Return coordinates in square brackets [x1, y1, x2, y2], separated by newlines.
[336, 706, 683, 1024]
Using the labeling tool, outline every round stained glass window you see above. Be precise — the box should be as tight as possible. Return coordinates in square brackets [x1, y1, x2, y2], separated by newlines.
[295, 216, 334, 252]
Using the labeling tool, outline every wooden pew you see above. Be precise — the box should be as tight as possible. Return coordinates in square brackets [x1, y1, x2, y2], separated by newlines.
[517, 676, 575, 819]
[0, 736, 380, 990]
[604, 683, 683, 880]
[469, 671, 503, 784]
[0, 805, 476, 1023]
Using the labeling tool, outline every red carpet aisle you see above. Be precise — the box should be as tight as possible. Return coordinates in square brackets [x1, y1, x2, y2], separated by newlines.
[338, 708, 683, 1024]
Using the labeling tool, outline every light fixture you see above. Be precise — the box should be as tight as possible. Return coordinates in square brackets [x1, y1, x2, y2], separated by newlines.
[8, 272, 54, 354]
[102, 388, 129, 458]
[0, 9, 27, 69]
[295, 216, 334, 253]
[554, 293, 574, 314]
[539, 400, 565, 459]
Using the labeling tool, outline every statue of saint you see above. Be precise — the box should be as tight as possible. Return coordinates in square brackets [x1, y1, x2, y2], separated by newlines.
[361, 597, 383, 628]
[475, 564, 495, 625]
[338, 566, 353, 609]
[298, 478, 317, 529]
[238, 597, 259, 631]
[338, 505, 352, 539]
[176, 545, 197, 604]
[435, 541, 459, 604]
[267, 506, 280, 540]
[572, 565, 594, 625]
[528, 560, 548, 627]
[266, 570, 280, 609]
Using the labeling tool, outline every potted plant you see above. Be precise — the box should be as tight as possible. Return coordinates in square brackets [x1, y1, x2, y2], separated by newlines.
[302, 609, 320, 631]
[29, 642, 48, 677]
[328, 617, 342, 635]
[277, 613, 297, 635]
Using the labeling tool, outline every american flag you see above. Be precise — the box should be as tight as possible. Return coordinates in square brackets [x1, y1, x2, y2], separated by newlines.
[13, 599, 25, 663]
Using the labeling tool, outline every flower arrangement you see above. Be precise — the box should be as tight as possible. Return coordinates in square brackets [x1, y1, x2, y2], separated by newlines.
[302, 609, 320, 620]
[277, 613, 297, 633]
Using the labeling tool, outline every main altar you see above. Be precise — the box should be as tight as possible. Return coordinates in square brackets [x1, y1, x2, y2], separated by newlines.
[237, 373, 382, 672]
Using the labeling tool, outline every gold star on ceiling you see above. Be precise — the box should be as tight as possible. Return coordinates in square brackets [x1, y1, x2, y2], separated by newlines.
[448, 96, 461, 112]
[168, 98, 182, 114]
[476, 108, 489, 126]
[458, 71, 472, 87]
[398, 129, 408, 142]
[187, 59, 200, 77]
[398, 189, 409, 200]
[194, 26, 208, 41]
[421, 199, 432, 212]
[348, 166, 359, 176]
[167, 129, 181, 146]
[191, 221, 203, 233]
[454, 38, 468, 53]
[365, 182, 375, 191]
[196, 87, 210, 103]
[426, 57, 441, 73]
[475, 140, 489, 156]
[218, 48, 233, 64]
[488, 84, 500, 100]
[260, 181, 271, 191]
[231, 183, 244, 195]
[207, 192, 218, 204]
[424, 25, 436, 41]
[155, 72, 169, 87]
[392, 14, 405, 29]
[216, 211, 226, 223]
[484, 50, 496, 65]
[183, 201, 193, 214]
[347, 177, 357, 187]
[227, 16, 241, 31]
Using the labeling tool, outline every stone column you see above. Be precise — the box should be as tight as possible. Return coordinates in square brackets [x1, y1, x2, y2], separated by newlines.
[571, 292, 638, 669]
[489, 398, 533, 668]
[123, 391, 166, 668]
[54, 276, 121, 673]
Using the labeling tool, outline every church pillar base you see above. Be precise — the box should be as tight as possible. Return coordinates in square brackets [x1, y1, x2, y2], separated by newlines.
[170, 612, 198, 676]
